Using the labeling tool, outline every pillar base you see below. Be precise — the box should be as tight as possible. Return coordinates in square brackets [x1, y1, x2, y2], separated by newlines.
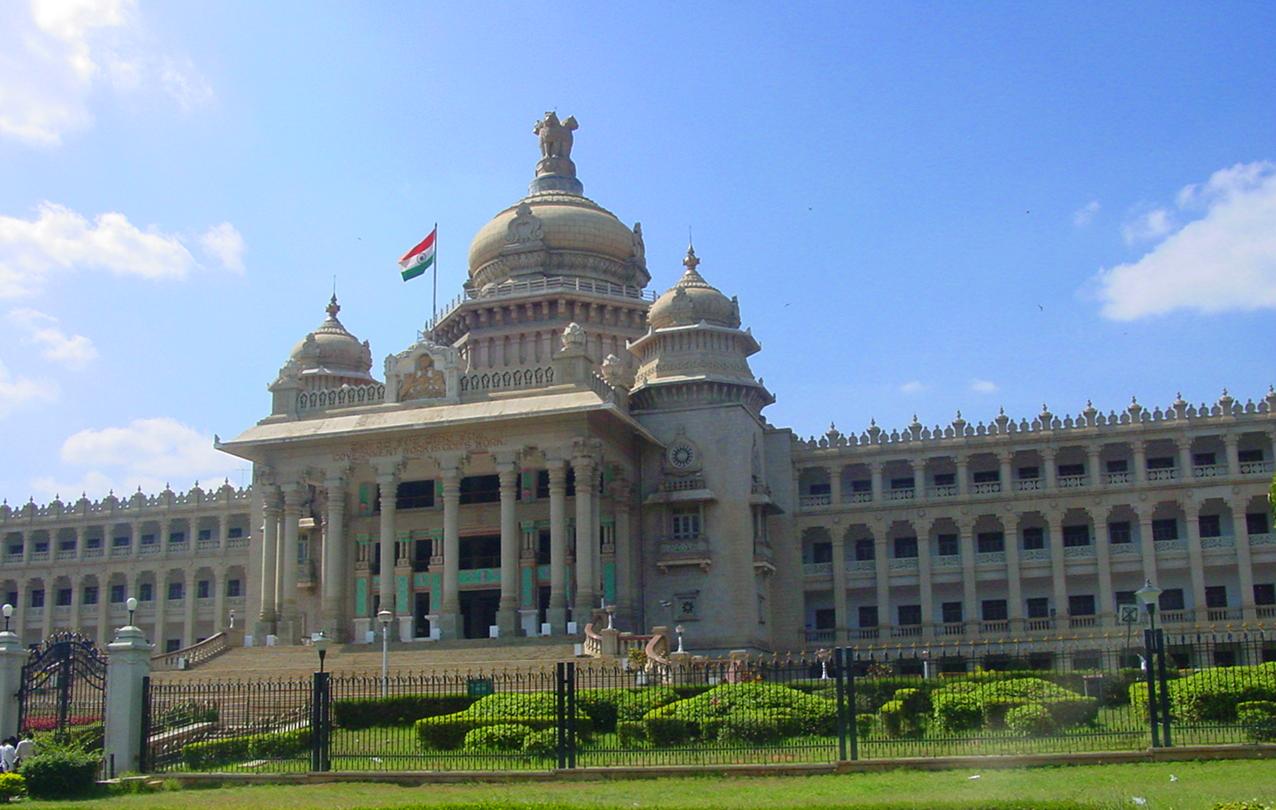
[397, 615, 414, 642]
[435, 612, 461, 641]
[353, 617, 372, 644]
[546, 605, 568, 635]
[572, 598, 596, 629]
[519, 609, 540, 637]
[496, 608, 518, 638]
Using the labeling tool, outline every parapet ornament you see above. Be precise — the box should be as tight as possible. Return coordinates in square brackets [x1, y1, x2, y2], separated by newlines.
[385, 339, 460, 405]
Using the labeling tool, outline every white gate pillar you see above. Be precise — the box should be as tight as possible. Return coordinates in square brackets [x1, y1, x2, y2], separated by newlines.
[0, 628, 24, 741]
[104, 625, 151, 775]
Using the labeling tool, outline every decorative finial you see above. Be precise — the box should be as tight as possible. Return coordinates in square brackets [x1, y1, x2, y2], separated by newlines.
[326, 294, 340, 319]
[999, 406, 1005, 415]
[683, 243, 700, 272]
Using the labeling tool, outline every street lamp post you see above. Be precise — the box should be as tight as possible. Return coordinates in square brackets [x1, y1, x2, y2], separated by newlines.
[377, 609, 393, 698]
[674, 624, 685, 654]
[1135, 579, 1166, 747]
[313, 632, 331, 674]
[311, 632, 332, 772]
[1, 603, 12, 633]
[126, 597, 138, 628]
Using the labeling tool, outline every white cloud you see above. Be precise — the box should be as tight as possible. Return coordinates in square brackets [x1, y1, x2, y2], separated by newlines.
[1072, 200, 1100, 227]
[899, 380, 925, 395]
[0, 359, 58, 417]
[970, 379, 998, 394]
[1121, 208, 1174, 245]
[31, 417, 244, 498]
[8, 308, 98, 370]
[0, 202, 245, 299]
[0, 0, 212, 147]
[199, 222, 245, 273]
[1095, 161, 1276, 321]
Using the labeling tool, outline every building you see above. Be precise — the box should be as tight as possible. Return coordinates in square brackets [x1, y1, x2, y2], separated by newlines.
[2, 116, 1274, 663]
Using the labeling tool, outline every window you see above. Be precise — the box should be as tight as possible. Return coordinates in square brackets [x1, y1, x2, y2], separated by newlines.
[459, 535, 500, 569]
[854, 539, 875, 561]
[4, 591, 15, 607]
[671, 508, 701, 540]
[941, 601, 963, 623]
[1108, 521, 1132, 544]
[86, 536, 101, 549]
[1239, 448, 1264, 463]
[168, 531, 185, 544]
[1106, 459, 1128, 473]
[110, 585, 125, 603]
[982, 599, 1008, 621]
[898, 604, 922, 626]
[1058, 463, 1085, 477]
[370, 542, 381, 575]
[851, 479, 871, 493]
[7, 544, 19, 557]
[936, 534, 958, 556]
[459, 474, 501, 505]
[933, 473, 955, 487]
[1063, 525, 1091, 547]
[141, 533, 156, 546]
[1018, 466, 1040, 480]
[59, 539, 75, 551]
[165, 639, 181, 653]
[1205, 585, 1228, 608]
[30, 589, 45, 608]
[973, 470, 999, 483]
[197, 580, 211, 599]
[1254, 584, 1275, 606]
[413, 538, 432, 572]
[809, 542, 832, 564]
[536, 530, 551, 565]
[396, 479, 436, 510]
[228, 527, 244, 539]
[167, 582, 184, 601]
[33, 541, 48, 553]
[139, 583, 153, 602]
[1159, 588, 1185, 611]
[977, 532, 1004, 553]
[1152, 519, 1179, 541]
[1198, 515, 1222, 538]
[1248, 513, 1271, 535]
[889, 477, 915, 491]
[858, 605, 878, 628]
[893, 537, 917, 558]
[1115, 590, 1136, 607]
[83, 586, 98, 605]
[113, 535, 129, 547]
[226, 579, 242, 598]
[1068, 595, 1096, 616]
[1022, 527, 1045, 550]
[1193, 452, 1216, 467]
[1146, 456, 1174, 470]
[56, 588, 72, 607]
[198, 528, 212, 541]
[1026, 597, 1050, 618]
[813, 608, 835, 630]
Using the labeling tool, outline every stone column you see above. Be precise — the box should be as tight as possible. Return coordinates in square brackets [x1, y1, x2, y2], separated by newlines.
[1087, 444, 1104, 489]
[1176, 438, 1194, 481]
[375, 466, 399, 619]
[1223, 434, 1240, 476]
[0, 628, 24, 741]
[212, 569, 226, 635]
[831, 531, 849, 643]
[915, 520, 933, 640]
[873, 528, 890, 636]
[1137, 508, 1158, 583]
[437, 460, 462, 639]
[130, 522, 141, 559]
[1094, 512, 1114, 626]
[955, 454, 969, 496]
[258, 487, 280, 628]
[958, 518, 978, 637]
[1231, 500, 1257, 621]
[1042, 447, 1057, 491]
[1133, 440, 1147, 484]
[97, 582, 111, 646]
[829, 465, 843, 507]
[322, 472, 347, 640]
[997, 452, 1013, 493]
[154, 573, 168, 650]
[75, 526, 85, 561]
[41, 581, 53, 640]
[69, 573, 82, 634]
[913, 459, 927, 501]
[104, 625, 150, 777]
[20, 530, 30, 564]
[496, 454, 520, 637]
[613, 485, 633, 625]
[546, 459, 568, 633]
[182, 574, 196, 648]
[1184, 501, 1207, 622]
[278, 483, 303, 638]
[217, 513, 229, 551]
[1005, 513, 1024, 632]
[572, 454, 598, 624]
[1045, 512, 1067, 622]
[869, 462, 883, 503]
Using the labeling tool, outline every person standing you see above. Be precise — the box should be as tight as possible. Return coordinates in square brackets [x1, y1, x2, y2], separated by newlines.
[14, 734, 34, 766]
[0, 737, 16, 773]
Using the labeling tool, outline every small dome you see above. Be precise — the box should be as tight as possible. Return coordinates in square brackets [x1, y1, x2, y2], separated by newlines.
[288, 296, 374, 382]
[647, 246, 741, 330]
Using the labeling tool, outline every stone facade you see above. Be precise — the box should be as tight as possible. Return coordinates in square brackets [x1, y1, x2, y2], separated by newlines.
[1, 120, 1274, 659]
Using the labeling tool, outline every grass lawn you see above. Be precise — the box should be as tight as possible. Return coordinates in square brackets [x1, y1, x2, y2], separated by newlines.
[32, 760, 1276, 809]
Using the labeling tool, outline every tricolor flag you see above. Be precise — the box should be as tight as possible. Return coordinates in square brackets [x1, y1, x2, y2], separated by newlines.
[398, 226, 437, 281]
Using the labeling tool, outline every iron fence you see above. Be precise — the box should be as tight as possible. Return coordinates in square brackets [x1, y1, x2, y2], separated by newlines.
[141, 637, 1276, 773]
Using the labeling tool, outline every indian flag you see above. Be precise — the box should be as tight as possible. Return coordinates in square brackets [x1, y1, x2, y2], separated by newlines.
[398, 226, 437, 281]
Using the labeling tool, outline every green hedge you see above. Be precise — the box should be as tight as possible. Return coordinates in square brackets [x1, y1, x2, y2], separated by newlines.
[332, 694, 475, 729]
[0, 772, 25, 802]
[1006, 703, 1056, 736]
[521, 728, 558, 758]
[181, 728, 310, 771]
[641, 682, 836, 744]
[414, 692, 592, 751]
[462, 723, 533, 752]
[576, 687, 677, 732]
[16, 748, 99, 799]
[1129, 662, 1276, 722]
[1237, 700, 1276, 742]
[927, 678, 1097, 733]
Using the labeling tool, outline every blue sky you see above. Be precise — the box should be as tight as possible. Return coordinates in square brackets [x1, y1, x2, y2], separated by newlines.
[1, 1, 1275, 502]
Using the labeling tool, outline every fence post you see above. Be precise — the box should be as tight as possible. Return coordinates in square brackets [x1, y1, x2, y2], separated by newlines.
[105, 624, 152, 775]
[311, 671, 331, 772]
[555, 662, 566, 769]
[833, 648, 848, 762]
[847, 649, 858, 761]
[1155, 629, 1172, 748]
[1143, 628, 1160, 747]
[566, 661, 577, 769]
[0, 629, 24, 741]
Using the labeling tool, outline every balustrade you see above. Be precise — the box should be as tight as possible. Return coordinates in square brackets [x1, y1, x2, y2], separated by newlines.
[1160, 610, 1187, 624]
[1057, 475, 1086, 489]
[1105, 471, 1131, 485]
[850, 560, 876, 573]
[1147, 468, 1178, 482]
[1193, 464, 1225, 479]
[1200, 535, 1235, 550]
[972, 481, 1002, 495]
[927, 485, 958, 498]
[1250, 533, 1275, 547]
[802, 562, 832, 577]
[885, 488, 915, 501]
[975, 551, 1006, 565]
[1156, 538, 1188, 552]
[1063, 545, 1095, 559]
[980, 620, 1009, 634]
[1241, 460, 1274, 475]
[1110, 543, 1140, 556]
[888, 557, 918, 571]
[1021, 548, 1050, 561]
[1015, 479, 1041, 492]
[850, 491, 873, 503]
[891, 625, 922, 638]
[942, 622, 965, 636]
[799, 494, 831, 508]
[1069, 616, 1097, 629]
[1026, 618, 1055, 631]
[933, 554, 961, 568]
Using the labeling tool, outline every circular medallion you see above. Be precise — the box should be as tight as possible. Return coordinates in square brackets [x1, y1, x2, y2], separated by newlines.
[668, 441, 697, 470]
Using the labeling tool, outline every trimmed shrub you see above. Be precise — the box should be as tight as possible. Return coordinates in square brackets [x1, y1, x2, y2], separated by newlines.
[642, 682, 836, 742]
[17, 747, 100, 799]
[932, 693, 983, 732]
[181, 728, 310, 770]
[462, 723, 533, 752]
[0, 773, 26, 803]
[1237, 700, 1276, 742]
[1006, 703, 1056, 736]
[878, 700, 908, 737]
[645, 716, 692, 746]
[616, 720, 647, 747]
[414, 691, 592, 751]
[855, 713, 876, 739]
[1129, 662, 1276, 722]
[576, 687, 677, 732]
[333, 694, 474, 729]
[716, 713, 803, 745]
[521, 728, 558, 758]
[931, 678, 1096, 730]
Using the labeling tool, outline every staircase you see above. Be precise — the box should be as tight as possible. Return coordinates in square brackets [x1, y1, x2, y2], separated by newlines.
[150, 636, 583, 682]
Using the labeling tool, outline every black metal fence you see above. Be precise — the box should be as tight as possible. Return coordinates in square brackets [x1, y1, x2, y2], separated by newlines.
[141, 637, 1276, 774]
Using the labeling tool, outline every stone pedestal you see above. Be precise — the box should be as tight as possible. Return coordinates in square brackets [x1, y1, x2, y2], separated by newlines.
[397, 615, 414, 643]
[546, 606, 567, 636]
[519, 609, 539, 637]
[105, 625, 151, 776]
[496, 608, 518, 639]
[599, 627, 621, 658]
[0, 631, 24, 741]
[353, 617, 371, 643]
[435, 612, 461, 641]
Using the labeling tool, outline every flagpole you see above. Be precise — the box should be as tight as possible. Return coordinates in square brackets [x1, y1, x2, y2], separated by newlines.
[431, 221, 438, 337]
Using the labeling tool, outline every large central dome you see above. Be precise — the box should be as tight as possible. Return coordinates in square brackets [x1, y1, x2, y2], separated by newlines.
[466, 114, 650, 292]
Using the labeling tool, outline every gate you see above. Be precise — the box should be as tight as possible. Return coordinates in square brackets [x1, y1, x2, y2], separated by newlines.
[16, 632, 108, 741]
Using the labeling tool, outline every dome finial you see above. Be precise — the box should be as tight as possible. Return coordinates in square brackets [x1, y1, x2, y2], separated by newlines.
[326, 294, 341, 320]
[683, 242, 700, 272]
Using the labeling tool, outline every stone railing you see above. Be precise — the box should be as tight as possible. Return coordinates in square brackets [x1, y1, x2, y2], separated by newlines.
[426, 276, 658, 332]
[151, 631, 231, 671]
[296, 382, 386, 414]
[0, 483, 252, 526]
[460, 365, 554, 394]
